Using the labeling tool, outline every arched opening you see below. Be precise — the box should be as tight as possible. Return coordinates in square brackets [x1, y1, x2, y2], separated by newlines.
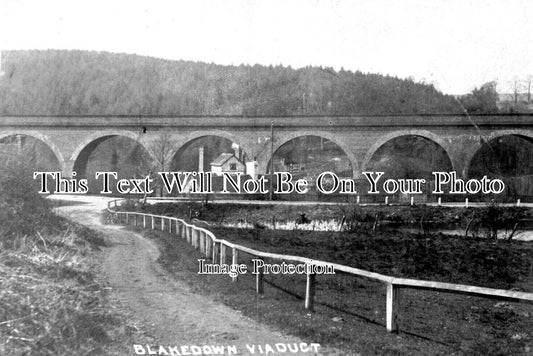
[269, 135, 352, 176]
[366, 135, 453, 201]
[171, 136, 248, 173]
[366, 135, 453, 179]
[73, 135, 152, 194]
[468, 134, 533, 198]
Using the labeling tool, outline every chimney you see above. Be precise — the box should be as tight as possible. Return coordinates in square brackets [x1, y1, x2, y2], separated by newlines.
[198, 146, 205, 172]
[231, 142, 241, 161]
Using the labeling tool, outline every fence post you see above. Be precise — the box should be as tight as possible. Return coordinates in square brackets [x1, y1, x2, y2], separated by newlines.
[143, 215, 146, 228]
[255, 258, 264, 294]
[232, 248, 238, 282]
[174, 219, 182, 237]
[203, 233, 208, 254]
[151, 216, 155, 230]
[125, 213, 129, 225]
[386, 283, 400, 333]
[212, 241, 219, 262]
[205, 234, 211, 257]
[305, 271, 316, 311]
[196, 229, 200, 248]
[199, 231, 204, 252]
[161, 217, 165, 231]
[220, 244, 226, 265]
[194, 229, 199, 249]
[186, 226, 191, 243]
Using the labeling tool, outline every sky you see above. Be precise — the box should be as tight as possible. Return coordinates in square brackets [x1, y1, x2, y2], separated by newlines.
[1, 0, 532, 94]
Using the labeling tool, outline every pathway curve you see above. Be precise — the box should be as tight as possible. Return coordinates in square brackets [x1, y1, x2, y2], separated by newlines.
[52, 196, 348, 356]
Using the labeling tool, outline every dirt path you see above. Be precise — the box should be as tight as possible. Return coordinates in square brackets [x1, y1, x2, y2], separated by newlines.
[53, 197, 346, 356]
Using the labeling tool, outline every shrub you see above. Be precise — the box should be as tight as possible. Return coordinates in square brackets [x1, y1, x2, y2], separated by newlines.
[0, 149, 55, 246]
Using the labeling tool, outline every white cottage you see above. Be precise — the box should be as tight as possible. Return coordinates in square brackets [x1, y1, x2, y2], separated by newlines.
[210, 153, 245, 176]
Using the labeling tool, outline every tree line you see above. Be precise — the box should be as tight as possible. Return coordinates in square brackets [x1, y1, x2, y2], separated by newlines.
[0, 49, 497, 116]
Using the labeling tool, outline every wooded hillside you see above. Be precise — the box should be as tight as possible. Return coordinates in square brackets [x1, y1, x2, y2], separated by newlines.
[0, 50, 464, 116]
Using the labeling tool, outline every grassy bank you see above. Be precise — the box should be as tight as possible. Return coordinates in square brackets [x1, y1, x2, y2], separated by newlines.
[0, 161, 139, 355]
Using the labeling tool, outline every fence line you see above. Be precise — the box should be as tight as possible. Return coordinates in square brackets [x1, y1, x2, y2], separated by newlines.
[106, 199, 533, 333]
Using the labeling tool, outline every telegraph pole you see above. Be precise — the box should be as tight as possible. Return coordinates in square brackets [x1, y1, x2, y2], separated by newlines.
[269, 121, 274, 200]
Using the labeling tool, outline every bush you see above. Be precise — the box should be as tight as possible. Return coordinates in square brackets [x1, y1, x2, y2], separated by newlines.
[467, 202, 526, 239]
[0, 149, 56, 247]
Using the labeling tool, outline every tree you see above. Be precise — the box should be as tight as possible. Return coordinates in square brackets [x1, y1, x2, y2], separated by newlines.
[144, 132, 180, 198]
[0, 49, 463, 116]
[146, 132, 176, 172]
[460, 81, 499, 114]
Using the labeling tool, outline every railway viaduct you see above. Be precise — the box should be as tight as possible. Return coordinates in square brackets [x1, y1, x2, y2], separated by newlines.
[0, 115, 532, 179]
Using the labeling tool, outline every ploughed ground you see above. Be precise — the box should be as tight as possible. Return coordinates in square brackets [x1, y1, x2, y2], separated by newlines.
[53, 196, 347, 356]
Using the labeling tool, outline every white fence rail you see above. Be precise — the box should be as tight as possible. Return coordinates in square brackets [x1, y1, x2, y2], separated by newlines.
[106, 199, 533, 333]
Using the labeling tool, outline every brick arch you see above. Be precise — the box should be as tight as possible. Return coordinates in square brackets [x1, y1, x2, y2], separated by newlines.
[70, 130, 147, 162]
[71, 130, 156, 177]
[485, 129, 533, 142]
[257, 131, 359, 177]
[466, 129, 533, 178]
[169, 131, 253, 166]
[362, 129, 454, 173]
[0, 131, 65, 169]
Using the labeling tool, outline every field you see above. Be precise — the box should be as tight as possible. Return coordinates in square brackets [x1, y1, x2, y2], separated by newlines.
[129, 201, 533, 355]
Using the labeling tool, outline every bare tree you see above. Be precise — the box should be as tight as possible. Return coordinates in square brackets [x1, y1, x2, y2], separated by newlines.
[149, 132, 178, 173]
[144, 132, 179, 199]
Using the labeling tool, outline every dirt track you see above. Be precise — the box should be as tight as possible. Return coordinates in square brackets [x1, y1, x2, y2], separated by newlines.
[53, 197, 347, 356]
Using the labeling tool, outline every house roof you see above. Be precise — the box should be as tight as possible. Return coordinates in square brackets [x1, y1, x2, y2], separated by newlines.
[211, 153, 238, 166]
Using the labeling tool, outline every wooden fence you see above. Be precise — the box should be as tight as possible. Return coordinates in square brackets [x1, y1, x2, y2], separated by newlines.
[106, 199, 533, 333]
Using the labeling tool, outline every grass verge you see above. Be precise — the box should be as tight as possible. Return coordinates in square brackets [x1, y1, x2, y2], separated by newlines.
[0, 149, 152, 355]
[0, 214, 145, 356]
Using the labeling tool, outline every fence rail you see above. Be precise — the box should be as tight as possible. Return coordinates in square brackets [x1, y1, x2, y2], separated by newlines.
[106, 199, 533, 333]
